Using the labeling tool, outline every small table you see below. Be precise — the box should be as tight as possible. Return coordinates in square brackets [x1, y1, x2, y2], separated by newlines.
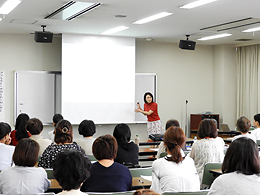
[209, 169, 222, 177]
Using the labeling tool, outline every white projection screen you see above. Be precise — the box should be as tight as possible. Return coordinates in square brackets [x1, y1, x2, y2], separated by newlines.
[62, 34, 135, 124]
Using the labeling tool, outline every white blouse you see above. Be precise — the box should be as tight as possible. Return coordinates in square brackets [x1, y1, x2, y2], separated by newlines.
[0, 143, 15, 170]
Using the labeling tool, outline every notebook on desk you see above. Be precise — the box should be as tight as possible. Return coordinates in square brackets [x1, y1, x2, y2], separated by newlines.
[220, 124, 231, 132]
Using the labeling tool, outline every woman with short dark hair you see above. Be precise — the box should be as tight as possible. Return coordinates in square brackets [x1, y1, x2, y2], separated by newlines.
[0, 122, 15, 170]
[190, 119, 224, 185]
[0, 138, 50, 194]
[75, 119, 96, 155]
[232, 116, 256, 142]
[113, 123, 139, 166]
[208, 137, 260, 195]
[10, 113, 30, 146]
[81, 134, 132, 192]
[151, 127, 200, 193]
[38, 119, 85, 168]
[53, 150, 91, 195]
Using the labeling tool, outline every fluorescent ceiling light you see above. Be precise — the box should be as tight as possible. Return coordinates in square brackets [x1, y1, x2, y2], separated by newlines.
[197, 33, 232, 40]
[100, 26, 129, 35]
[242, 27, 260, 32]
[45, 1, 101, 21]
[180, 0, 217, 9]
[133, 12, 172, 24]
[0, 0, 21, 14]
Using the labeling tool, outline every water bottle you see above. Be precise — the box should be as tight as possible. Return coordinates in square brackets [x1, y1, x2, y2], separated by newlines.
[135, 134, 140, 146]
[194, 136, 197, 143]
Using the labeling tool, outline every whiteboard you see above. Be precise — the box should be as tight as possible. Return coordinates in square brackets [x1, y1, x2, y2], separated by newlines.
[14, 71, 156, 124]
[135, 73, 157, 122]
[14, 71, 61, 124]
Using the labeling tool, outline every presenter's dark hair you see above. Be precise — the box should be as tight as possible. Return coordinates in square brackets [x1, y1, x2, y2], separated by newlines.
[53, 114, 63, 126]
[236, 116, 251, 133]
[164, 126, 186, 164]
[92, 134, 118, 160]
[254, 114, 260, 124]
[113, 123, 131, 147]
[15, 113, 30, 141]
[165, 119, 180, 130]
[198, 119, 217, 139]
[144, 92, 153, 103]
[78, 120, 96, 137]
[222, 137, 260, 175]
[55, 120, 73, 144]
[53, 149, 91, 191]
[13, 138, 39, 167]
[0, 122, 11, 140]
[26, 118, 43, 135]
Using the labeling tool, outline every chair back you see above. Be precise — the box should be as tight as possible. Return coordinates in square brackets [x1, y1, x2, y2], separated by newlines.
[159, 152, 167, 158]
[45, 168, 55, 179]
[129, 167, 152, 177]
[163, 190, 209, 195]
[257, 140, 260, 146]
[88, 155, 97, 161]
[87, 191, 135, 195]
[202, 162, 222, 186]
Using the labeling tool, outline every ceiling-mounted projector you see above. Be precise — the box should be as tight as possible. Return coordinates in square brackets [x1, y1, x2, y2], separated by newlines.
[179, 35, 196, 50]
[34, 25, 53, 43]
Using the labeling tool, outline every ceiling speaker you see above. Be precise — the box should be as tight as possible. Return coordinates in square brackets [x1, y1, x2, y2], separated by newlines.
[34, 31, 53, 43]
[179, 40, 196, 50]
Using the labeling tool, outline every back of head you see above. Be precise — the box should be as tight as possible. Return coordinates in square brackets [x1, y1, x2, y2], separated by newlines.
[26, 118, 43, 135]
[55, 120, 73, 144]
[13, 138, 39, 167]
[198, 119, 217, 138]
[92, 134, 118, 160]
[53, 114, 63, 126]
[163, 126, 186, 164]
[222, 137, 260, 175]
[165, 119, 180, 130]
[236, 116, 251, 133]
[113, 123, 131, 147]
[0, 122, 11, 140]
[78, 120, 96, 137]
[211, 119, 218, 129]
[53, 149, 91, 191]
[15, 113, 30, 141]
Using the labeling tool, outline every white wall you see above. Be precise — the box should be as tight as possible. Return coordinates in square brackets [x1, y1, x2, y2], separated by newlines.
[0, 34, 237, 141]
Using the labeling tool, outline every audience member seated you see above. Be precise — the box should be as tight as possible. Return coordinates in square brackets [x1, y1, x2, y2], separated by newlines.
[251, 113, 260, 140]
[38, 119, 85, 168]
[0, 138, 50, 194]
[53, 149, 92, 195]
[133, 189, 160, 195]
[0, 122, 15, 170]
[75, 119, 96, 155]
[232, 116, 256, 142]
[156, 119, 180, 159]
[48, 113, 63, 142]
[81, 134, 132, 192]
[10, 113, 30, 146]
[151, 126, 200, 194]
[208, 137, 260, 195]
[113, 123, 139, 166]
[189, 119, 224, 185]
[26, 118, 52, 156]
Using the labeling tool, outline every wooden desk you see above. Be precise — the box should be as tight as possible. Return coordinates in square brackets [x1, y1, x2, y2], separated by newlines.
[139, 148, 157, 156]
[209, 169, 222, 177]
[49, 177, 152, 190]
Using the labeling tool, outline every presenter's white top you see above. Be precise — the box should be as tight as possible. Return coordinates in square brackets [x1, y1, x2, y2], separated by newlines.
[208, 172, 260, 195]
[151, 150, 200, 194]
[0, 143, 15, 170]
[30, 134, 52, 156]
[0, 166, 51, 194]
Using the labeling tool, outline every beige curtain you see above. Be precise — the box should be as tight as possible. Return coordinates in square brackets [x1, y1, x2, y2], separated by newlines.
[236, 44, 260, 120]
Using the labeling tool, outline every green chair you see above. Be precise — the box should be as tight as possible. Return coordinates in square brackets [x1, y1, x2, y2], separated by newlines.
[256, 140, 260, 146]
[45, 168, 55, 179]
[129, 167, 152, 177]
[163, 190, 209, 195]
[88, 154, 97, 161]
[87, 191, 135, 195]
[201, 162, 222, 187]
[159, 152, 167, 158]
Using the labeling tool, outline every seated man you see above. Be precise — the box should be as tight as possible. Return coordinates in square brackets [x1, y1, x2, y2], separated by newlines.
[53, 149, 91, 195]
